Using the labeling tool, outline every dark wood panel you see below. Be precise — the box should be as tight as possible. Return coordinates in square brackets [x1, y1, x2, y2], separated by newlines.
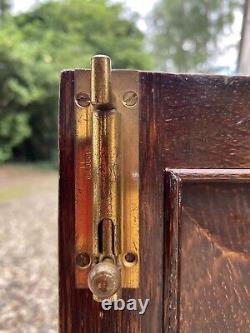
[164, 168, 250, 181]
[139, 72, 166, 333]
[140, 73, 250, 333]
[140, 73, 250, 169]
[164, 170, 250, 333]
[59, 70, 78, 333]
[180, 183, 250, 333]
[59, 71, 101, 333]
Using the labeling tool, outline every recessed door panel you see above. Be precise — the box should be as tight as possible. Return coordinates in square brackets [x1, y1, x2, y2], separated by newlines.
[165, 170, 250, 333]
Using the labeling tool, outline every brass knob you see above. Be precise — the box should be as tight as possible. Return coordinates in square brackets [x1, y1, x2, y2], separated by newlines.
[88, 259, 121, 300]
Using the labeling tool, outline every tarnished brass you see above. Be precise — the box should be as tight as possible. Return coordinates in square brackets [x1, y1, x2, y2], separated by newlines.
[74, 55, 139, 300]
[92, 108, 121, 258]
[91, 55, 112, 108]
[88, 258, 121, 301]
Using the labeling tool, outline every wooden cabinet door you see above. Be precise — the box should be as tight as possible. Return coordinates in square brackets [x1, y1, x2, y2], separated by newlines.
[59, 70, 250, 333]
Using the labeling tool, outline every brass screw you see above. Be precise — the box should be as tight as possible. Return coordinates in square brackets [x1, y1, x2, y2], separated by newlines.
[124, 252, 137, 266]
[76, 252, 91, 269]
[124, 252, 136, 263]
[122, 90, 138, 107]
[76, 92, 90, 107]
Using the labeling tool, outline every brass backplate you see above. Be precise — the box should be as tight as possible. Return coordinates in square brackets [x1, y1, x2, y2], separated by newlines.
[74, 69, 139, 288]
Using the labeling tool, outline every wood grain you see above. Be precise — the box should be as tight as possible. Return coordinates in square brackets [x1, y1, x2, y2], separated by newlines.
[140, 72, 250, 332]
[164, 170, 250, 333]
[141, 73, 250, 169]
[59, 71, 250, 332]
[59, 71, 100, 333]
[165, 169, 250, 181]
[180, 182, 250, 333]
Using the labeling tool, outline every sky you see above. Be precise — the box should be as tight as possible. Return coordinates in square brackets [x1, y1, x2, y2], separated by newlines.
[13, 0, 156, 16]
[12, 0, 243, 73]
[13, 0, 36, 12]
[12, 0, 156, 33]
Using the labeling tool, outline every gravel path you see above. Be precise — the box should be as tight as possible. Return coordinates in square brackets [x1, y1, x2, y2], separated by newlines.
[0, 165, 58, 333]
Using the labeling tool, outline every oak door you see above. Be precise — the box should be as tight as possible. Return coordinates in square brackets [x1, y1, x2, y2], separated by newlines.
[59, 71, 250, 333]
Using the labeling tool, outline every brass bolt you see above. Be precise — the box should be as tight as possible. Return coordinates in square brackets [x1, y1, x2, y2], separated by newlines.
[76, 252, 91, 269]
[76, 92, 90, 107]
[91, 55, 111, 108]
[122, 90, 138, 107]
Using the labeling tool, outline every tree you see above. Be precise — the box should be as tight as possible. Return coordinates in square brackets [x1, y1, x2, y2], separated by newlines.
[149, 0, 244, 72]
[0, 12, 33, 162]
[0, 0, 11, 20]
[0, 0, 152, 162]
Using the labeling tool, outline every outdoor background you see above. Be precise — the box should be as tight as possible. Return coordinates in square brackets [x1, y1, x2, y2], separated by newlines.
[0, 0, 249, 332]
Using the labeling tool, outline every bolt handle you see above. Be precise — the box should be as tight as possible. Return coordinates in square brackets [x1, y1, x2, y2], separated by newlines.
[88, 259, 121, 301]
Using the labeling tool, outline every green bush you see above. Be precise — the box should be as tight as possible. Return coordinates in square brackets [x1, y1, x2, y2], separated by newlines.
[0, 0, 152, 162]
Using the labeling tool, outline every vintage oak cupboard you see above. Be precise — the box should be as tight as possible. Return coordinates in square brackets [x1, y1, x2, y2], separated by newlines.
[59, 55, 250, 333]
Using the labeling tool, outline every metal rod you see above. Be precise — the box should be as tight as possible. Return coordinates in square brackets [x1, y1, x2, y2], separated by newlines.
[91, 55, 112, 109]
[91, 55, 121, 258]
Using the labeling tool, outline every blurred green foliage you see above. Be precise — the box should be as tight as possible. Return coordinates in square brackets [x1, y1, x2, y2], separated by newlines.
[150, 0, 244, 72]
[0, 0, 152, 162]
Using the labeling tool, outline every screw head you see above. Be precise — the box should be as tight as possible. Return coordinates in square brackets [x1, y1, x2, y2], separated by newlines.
[123, 252, 138, 267]
[122, 90, 138, 108]
[76, 92, 90, 107]
[76, 252, 91, 269]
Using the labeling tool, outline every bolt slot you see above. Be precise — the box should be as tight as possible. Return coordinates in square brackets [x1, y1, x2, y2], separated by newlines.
[98, 219, 115, 256]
